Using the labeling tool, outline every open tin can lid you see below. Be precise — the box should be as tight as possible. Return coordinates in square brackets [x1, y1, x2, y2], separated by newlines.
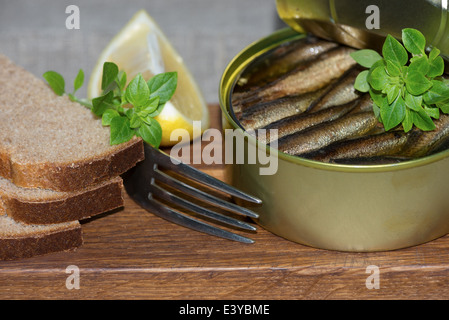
[276, 0, 449, 63]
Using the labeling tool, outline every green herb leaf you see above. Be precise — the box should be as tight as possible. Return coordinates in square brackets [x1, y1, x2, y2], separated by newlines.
[369, 89, 384, 107]
[43, 71, 66, 96]
[124, 108, 134, 119]
[429, 47, 441, 61]
[353, 70, 370, 92]
[368, 59, 386, 76]
[404, 91, 423, 111]
[408, 56, 429, 75]
[109, 116, 135, 145]
[92, 90, 115, 117]
[436, 99, 449, 114]
[380, 95, 406, 131]
[424, 106, 440, 119]
[406, 72, 432, 95]
[137, 117, 163, 148]
[147, 72, 178, 104]
[423, 80, 449, 104]
[118, 70, 127, 91]
[73, 69, 84, 93]
[369, 66, 389, 91]
[102, 109, 120, 126]
[350, 50, 382, 68]
[141, 96, 160, 115]
[383, 35, 408, 66]
[402, 28, 426, 55]
[412, 108, 436, 131]
[403, 109, 413, 132]
[147, 105, 164, 118]
[117, 105, 125, 114]
[125, 73, 150, 107]
[386, 60, 401, 77]
[386, 84, 400, 104]
[427, 56, 445, 78]
[101, 62, 119, 91]
[129, 113, 143, 129]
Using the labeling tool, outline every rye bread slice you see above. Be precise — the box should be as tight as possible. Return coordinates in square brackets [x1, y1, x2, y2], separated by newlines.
[0, 54, 145, 192]
[0, 176, 124, 225]
[0, 213, 82, 261]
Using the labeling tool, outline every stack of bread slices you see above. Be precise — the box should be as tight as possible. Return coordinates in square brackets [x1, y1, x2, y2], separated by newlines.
[0, 54, 145, 260]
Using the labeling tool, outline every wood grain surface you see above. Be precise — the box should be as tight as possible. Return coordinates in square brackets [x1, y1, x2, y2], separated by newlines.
[1, 105, 449, 300]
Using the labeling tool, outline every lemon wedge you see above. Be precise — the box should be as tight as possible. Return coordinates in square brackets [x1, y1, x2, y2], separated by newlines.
[87, 10, 209, 146]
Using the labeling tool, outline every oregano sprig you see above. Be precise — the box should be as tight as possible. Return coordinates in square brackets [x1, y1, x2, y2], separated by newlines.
[43, 62, 178, 148]
[351, 28, 449, 132]
[43, 69, 92, 108]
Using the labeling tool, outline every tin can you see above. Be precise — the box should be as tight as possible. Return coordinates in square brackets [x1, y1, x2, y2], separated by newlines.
[219, 8, 449, 251]
[277, 0, 449, 61]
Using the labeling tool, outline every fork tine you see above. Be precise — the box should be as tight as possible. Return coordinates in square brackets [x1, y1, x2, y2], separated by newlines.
[133, 191, 255, 243]
[151, 183, 257, 231]
[124, 143, 261, 243]
[148, 146, 262, 204]
[153, 167, 259, 219]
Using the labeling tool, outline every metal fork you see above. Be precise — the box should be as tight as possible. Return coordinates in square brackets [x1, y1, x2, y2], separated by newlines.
[123, 144, 262, 243]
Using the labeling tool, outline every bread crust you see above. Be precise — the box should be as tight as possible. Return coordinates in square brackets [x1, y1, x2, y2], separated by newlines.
[1, 177, 125, 225]
[0, 223, 82, 260]
[0, 137, 144, 192]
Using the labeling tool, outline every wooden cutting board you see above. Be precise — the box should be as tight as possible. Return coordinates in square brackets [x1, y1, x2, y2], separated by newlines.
[1, 104, 449, 300]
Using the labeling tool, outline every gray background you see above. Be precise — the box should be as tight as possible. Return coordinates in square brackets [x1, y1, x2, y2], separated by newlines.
[0, 0, 286, 103]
